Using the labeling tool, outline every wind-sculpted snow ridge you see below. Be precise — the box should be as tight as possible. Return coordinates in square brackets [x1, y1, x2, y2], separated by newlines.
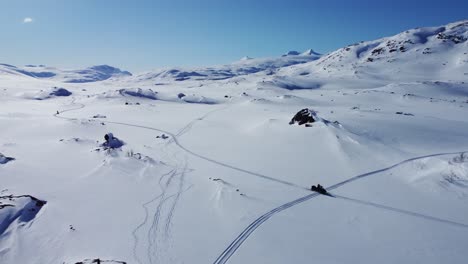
[0, 194, 46, 236]
[179, 94, 220, 104]
[96, 88, 158, 100]
[0, 64, 131, 83]
[118, 88, 159, 100]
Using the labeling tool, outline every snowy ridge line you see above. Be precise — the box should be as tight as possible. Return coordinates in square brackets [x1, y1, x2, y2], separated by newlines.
[333, 195, 468, 229]
[54, 100, 301, 189]
[212, 150, 468, 264]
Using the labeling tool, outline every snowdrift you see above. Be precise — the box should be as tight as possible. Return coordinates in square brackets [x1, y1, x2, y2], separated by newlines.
[21, 87, 72, 100]
[0, 194, 46, 236]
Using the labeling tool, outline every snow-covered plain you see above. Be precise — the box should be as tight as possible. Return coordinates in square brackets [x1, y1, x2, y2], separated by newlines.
[1, 20, 468, 264]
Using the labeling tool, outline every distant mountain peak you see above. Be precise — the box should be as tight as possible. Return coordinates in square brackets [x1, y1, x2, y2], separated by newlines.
[282, 49, 322, 57]
[301, 49, 322, 56]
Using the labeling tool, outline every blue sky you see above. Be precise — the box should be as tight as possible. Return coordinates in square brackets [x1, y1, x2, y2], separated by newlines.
[1, 0, 466, 72]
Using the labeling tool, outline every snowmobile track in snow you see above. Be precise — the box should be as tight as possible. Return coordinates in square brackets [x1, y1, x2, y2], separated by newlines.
[334, 195, 468, 229]
[212, 151, 468, 264]
[55, 99, 301, 189]
[172, 104, 230, 141]
[54, 99, 468, 263]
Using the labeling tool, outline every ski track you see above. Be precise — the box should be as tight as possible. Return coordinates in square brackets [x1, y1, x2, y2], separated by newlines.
[212, 151, 468, 264]
[132, 168, 175, 264]
[56, 99, 299, 190]
[163, 156, 188, 239]
[172, 104, 230, 140]
[147, 167, 179, 264]
[104, 122, 302, 189]
[55, 98, 190, 264]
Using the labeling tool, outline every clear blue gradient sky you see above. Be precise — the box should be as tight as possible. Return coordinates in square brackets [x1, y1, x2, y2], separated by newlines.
[1, 0, 466, 72]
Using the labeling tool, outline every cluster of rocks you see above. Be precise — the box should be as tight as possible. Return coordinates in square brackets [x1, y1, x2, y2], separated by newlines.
[49, 87, 72, 97]
[289, 108, 316, 126]
[395, 111, 414, 116]
[102, 133, 124, 149]
[437, 33, 467, 44]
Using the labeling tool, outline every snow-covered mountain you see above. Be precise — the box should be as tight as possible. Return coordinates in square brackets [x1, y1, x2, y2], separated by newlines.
[130, 49, 321, 83]
[0, 64, 132, 83]
[1, 20, 468, 264]
[282, 20, 468, 82]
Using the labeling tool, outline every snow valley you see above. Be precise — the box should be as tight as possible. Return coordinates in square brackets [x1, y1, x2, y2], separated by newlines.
[1, 20, 468, 264]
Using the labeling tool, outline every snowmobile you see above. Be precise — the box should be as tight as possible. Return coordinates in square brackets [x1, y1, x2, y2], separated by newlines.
[310, 184, 333, 197]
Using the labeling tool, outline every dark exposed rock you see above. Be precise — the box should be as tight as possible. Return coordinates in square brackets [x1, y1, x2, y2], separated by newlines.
[437, 33, 467, 44]
[50, 87, 72, 97]
[0, 153, 15, 164]
[396, 111, 414, 116]
[371, 47, 385, 55]
[289, 108, 316, 125]
[102, 133, 124, 149]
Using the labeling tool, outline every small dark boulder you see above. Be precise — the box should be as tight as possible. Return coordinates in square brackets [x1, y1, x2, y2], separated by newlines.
[289, 108, 316, 126]
[102, 133, 124, 149]
[49, 87, 72, 97]
[0, 153, 15, 164]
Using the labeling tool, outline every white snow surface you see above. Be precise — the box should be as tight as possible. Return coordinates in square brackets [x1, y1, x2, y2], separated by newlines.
[1, 20, 468, 264]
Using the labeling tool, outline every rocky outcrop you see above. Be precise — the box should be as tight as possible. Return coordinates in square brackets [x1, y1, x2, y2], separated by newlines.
[289, 108, 316, 125]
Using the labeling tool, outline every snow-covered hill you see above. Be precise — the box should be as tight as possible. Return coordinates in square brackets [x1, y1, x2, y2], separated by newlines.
[130, 49, 321, 83]
[0, 64, 132, 83]
[1, 20, 468, 264]
[281, 20, 468, 83]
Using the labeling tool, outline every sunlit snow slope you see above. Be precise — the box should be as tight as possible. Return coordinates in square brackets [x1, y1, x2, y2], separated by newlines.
[1, 20, 468, 264]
